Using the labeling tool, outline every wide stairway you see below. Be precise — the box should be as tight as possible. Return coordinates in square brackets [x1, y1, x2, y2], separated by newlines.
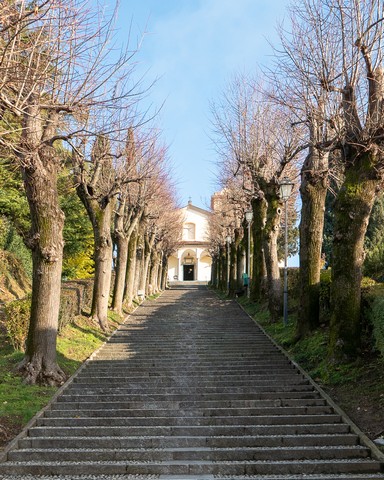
[1, 286, 384, 479]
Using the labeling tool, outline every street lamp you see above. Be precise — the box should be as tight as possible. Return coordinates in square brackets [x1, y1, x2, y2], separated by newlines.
[279, 176, 294, 326]
[245, 210, 253, 298]
[226, 235, 232, 295]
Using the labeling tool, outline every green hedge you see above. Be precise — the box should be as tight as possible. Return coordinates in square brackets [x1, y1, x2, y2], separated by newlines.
[3, 279, 94, 351]
[4, 295, 31, 351]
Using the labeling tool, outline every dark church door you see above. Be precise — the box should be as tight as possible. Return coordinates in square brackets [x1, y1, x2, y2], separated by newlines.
[183, 265, 194, 281]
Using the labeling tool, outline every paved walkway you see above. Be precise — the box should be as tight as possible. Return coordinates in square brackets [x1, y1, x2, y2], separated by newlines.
[0, 286, 384, 479]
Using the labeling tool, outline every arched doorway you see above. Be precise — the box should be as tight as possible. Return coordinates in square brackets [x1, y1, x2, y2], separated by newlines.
[181, 250, 196, 281]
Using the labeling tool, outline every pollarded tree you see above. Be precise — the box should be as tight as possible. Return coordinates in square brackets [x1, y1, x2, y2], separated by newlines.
[120, 132, 172, 307]
[111, 128, 164, 313]
[146, 185, 182, 294]
[0, 0, 143, 384]
[272, 0, 340, 337]
[74, 135, 116, 330]
[156, 206, 183, 291]
[209, 178, 249, 295]
[111, 128, 136, 314]
[211, 76, 267, 301]
[137, 149, 176, 297]
[0, 1, 68, 385]
[211, 74, 300, 321]
[301, 0, 384, 361]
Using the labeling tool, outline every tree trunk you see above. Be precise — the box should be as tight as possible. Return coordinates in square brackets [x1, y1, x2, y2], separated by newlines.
[219, 245, 226, 291]
[91, 200, 114, 330]
[76, 182, 115, 331]
[329, 155, 377, 361]
[297, 149, 329, 338]
[251, 196, 267, 302]
[18, 148, 66, 386]
[157, 251, 164, 291]
[123, 228, 138, 308]
[228, 240, 236, 296]
[141, 232, 156, 296]
[262, 192, 282, 322]
[211, 256, 218, 287]
[111, 234, 128, 315]
[233, 228, 242, 290]
[161, 254, 169, 290]
[112, 208, 141, 313]
[149, 250, 159, 294]
[135, 233, 145, 299]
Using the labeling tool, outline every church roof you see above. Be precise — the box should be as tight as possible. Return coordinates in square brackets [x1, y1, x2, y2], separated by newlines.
[182, 201, 211, 216]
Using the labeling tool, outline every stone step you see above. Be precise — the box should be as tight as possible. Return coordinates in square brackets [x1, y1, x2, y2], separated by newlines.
[96, 355, 286, 359]
[80, 367, 297, 376]
[70, 377, 307, 387]
[26, 423, 351, 437]
[7, 445, 371, 462]
[87, 359, 294, 367]
[35, 414, 342, 427]
[18, 433, 361, 449]
[0, 459, 381, 476]
[43, 405, 333, 418]
[4, 474, 384, 480]
[50, 395, 324, 410]
[1, 288, 382, 479]
[100, 344, 277, 348]
[56, 387, 316, 403]
[74, 371, 304, 379]
[63, 382, 312, 393]
[74, 371, 302, 380]
[212, 476, 384, 480]
[50, 397, 327, 408]
[95, 350, 281, 356]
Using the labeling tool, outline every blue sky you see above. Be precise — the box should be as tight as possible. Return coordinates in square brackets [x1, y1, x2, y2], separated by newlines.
[114, 0, 290, 210]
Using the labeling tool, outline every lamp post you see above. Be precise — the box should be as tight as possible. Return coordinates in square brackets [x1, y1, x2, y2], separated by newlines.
[245, 210, 253, 298]
[226, 235, 232, 295]
[279, 177, 294, 326]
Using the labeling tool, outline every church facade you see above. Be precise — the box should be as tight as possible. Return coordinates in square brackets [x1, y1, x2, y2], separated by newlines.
[168, 201, 212, 283]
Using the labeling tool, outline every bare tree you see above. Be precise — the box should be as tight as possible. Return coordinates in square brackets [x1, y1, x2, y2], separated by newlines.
[209, 181, 249, 294]
[272, 0, 338, 337]
[211, 74, 300, 320]
[117, 132, 174, 306]
[0, 0, 142, 384]
[111, 128, 143, 315]
[147, 187, 182, 294]
[138, 150, 176, 297]
[74, 135, 117, 331]
[286, 0, 384, 360]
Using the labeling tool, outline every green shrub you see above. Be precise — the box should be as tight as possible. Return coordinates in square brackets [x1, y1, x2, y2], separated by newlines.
[369, 297, 384, 357]
[361, 284, 384, 358]
[364, 243, 384, 281]
[59, 288, 80, 331]
[4, 295, 31, 351]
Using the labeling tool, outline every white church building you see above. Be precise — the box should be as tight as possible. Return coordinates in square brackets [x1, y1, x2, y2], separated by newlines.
[168, 201, 212, 283]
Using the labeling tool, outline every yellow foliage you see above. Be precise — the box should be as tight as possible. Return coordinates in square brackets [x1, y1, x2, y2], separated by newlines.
[62, 243, 94, 279]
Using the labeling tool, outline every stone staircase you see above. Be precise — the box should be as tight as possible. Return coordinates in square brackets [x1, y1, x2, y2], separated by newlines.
[1, 286, 383, 479]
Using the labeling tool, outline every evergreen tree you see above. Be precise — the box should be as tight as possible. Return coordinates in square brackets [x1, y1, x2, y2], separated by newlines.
[364, 194, 384, 281]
